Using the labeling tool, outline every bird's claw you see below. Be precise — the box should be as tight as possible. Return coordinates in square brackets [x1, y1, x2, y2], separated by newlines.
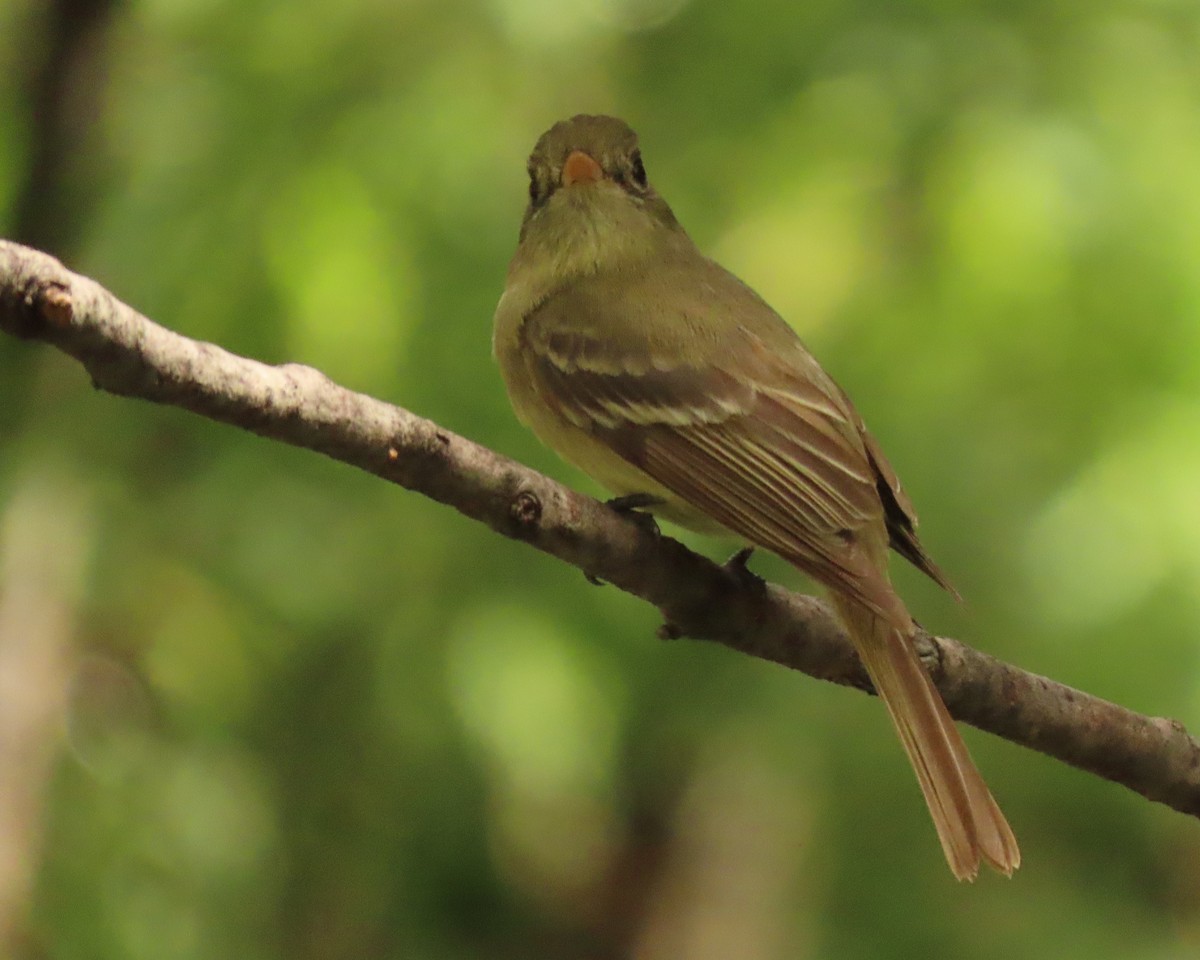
[586, 493, 665, 585]
[656, 620, 683, 640]
[605, 493, 664, 537]
[723, 546, 765, 590]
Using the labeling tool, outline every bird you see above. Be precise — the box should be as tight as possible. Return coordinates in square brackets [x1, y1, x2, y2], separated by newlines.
[492, 114, 1019, 880]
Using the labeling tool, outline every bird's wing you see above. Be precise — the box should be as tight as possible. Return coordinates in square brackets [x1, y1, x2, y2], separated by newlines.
[520, 260, 911, 621]
[855, 415, 958, 597]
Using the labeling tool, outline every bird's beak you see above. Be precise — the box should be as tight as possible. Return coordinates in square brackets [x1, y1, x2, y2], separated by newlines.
[561, 150, 605, 187]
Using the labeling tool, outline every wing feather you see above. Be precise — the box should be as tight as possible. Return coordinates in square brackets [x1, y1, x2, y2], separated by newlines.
[527, 352, 899, 614]
[629, 420, 894, 616]
[517, 255, 948, 610]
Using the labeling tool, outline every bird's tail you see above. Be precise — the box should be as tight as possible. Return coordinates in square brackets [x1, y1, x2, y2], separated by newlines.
[831, 592, 1020, 881]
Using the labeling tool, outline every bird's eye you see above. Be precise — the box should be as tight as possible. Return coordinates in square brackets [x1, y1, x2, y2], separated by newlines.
[629, 150, 647, 188]
[528, 166, 546, 207]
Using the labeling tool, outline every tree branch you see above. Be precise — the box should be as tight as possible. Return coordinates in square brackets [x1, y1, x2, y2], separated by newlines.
[3, 238, 1198, 819]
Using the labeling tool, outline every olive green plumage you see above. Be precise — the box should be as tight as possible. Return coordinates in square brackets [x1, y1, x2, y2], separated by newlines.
[494, 115, 1019, 880]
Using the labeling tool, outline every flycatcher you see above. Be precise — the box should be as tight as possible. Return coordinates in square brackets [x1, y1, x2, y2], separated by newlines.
[493, 114, 1019, 880]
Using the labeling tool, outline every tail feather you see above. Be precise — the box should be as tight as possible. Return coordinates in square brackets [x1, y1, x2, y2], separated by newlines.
[832, 593, 1020, 881]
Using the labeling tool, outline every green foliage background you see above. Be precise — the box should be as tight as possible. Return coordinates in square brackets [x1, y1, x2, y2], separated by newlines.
[3, 0, 1200, 956]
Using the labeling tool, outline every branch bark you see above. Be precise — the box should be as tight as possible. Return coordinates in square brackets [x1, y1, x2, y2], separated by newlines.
[3, 238, 1198, 819]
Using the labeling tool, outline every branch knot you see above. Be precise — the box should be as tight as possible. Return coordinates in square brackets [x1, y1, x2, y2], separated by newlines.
[509, 489, 542, 530]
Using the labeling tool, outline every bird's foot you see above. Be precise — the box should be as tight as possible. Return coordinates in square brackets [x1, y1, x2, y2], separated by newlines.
[586, 493, 665, 586]
[723, 546, 765, 591]
[657, 549, 761, 637]
[656, 620, 683, 640]
[605, 493, 664, 536]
